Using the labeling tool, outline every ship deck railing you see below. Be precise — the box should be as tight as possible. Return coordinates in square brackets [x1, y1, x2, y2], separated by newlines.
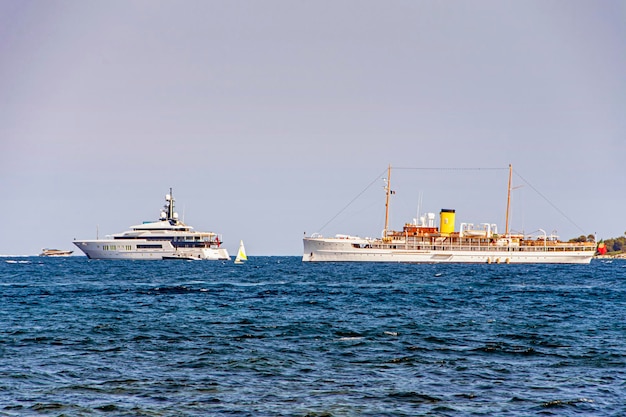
[371, 238, 596, 253]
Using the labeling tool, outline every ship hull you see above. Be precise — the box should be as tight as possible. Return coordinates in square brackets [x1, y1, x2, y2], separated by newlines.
[303, 237, 594, 264]
[74, 240, 229, 260]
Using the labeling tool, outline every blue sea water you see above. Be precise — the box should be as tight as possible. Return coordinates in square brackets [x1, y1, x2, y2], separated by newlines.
[0, 257, 625, 416]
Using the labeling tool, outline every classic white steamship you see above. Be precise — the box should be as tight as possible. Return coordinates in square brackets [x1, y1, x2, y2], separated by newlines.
[303, 165, 596, 264]
[73, 189, 229, 260]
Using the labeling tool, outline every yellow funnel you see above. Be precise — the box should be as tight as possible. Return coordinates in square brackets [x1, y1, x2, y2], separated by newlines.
[440, 209, 455, 234]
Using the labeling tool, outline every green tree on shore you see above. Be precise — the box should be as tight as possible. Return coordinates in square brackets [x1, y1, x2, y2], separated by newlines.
[599, 233, 626, 253]
[569, 232, 626, 254]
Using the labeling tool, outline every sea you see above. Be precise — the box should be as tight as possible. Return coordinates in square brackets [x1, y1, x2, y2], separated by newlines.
[0, 257, 624, 417]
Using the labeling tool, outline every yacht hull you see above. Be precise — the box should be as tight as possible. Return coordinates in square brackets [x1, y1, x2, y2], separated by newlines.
[74, 240, 229, 260]
[303, 237, 594, 264]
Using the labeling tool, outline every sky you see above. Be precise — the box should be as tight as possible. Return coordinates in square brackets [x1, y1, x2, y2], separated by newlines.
[1, 0, 624, 256]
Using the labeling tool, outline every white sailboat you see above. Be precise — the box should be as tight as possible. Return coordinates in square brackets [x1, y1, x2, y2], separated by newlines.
[234, 240, 248, 264]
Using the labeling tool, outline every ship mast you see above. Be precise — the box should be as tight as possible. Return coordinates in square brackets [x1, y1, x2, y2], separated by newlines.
[505, 164, 512, 236]
[167, 188, 175, 221]
[383, 164, 392, 238]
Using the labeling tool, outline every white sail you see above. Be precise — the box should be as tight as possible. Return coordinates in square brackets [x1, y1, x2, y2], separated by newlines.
[234, 240, 247, 264]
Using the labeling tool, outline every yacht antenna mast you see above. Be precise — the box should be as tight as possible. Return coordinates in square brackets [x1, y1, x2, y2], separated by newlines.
[168, 188, 175, 221]
[505, 164, 512, 236]
[383, 164, 392, 238]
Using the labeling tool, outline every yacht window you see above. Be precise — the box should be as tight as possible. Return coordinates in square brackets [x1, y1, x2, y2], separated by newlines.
[137, 244, 163, 249]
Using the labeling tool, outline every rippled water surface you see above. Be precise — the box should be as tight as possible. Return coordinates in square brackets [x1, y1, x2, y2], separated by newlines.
[1, 257, 625, 416]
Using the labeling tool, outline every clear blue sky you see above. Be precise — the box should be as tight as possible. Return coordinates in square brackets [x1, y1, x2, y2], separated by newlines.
[1, 1, 624, 256]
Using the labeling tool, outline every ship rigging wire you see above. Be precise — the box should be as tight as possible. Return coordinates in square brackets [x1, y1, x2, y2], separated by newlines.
[317, 167, 388, 233]
[315, 166, 586, 236]
[512, 171, 587, 235]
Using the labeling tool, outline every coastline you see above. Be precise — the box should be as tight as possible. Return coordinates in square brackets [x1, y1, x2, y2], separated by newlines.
[596, 253, 626, 259]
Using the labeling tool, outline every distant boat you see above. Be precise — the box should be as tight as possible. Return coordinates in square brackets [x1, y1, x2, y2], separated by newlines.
[234, 240, 248, 264]
[39, 248, 73, 257]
